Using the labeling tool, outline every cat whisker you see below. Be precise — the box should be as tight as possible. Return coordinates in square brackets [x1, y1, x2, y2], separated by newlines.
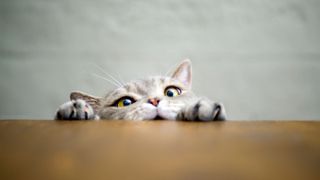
[92, 63, 124, 87]
[124, 108, 142, 120]
[91, 73, 121, 88]
[125, 107, 142, 116]
[167, 103, 185, 106]
[114, 71, 126, 86]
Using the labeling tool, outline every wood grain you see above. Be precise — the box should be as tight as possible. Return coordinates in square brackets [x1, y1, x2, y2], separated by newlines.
[0, 120, 319, 180]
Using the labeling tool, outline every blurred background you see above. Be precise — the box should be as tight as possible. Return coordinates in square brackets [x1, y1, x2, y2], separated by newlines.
[0, 0, 320, 120]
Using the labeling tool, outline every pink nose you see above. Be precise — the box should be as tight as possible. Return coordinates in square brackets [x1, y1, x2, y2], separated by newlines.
[148, 98, 160, 107]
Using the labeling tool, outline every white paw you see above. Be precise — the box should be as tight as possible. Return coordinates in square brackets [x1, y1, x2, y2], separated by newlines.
[55, 99, 96, 120]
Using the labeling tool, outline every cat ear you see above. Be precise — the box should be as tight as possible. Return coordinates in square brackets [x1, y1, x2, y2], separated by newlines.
[70, 91, 101, 112]
[171, 59, 192, 88]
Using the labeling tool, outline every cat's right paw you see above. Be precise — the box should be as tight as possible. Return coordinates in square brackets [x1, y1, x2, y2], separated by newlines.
[178, 98, 227, 121]
[55, 99, 97, 120]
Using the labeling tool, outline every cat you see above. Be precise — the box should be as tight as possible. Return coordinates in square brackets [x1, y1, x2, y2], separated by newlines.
[55, 59, 227, 121]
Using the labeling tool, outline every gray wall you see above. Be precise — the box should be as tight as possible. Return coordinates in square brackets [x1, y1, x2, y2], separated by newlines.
[1, 0, 320, 120]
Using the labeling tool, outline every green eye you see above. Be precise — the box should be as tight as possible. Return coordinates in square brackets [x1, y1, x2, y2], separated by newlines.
[165, 86, 182, 97]
[115, 97, 135, 107]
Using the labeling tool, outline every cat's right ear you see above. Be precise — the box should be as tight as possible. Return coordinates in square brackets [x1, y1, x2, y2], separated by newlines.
[171, 59, 192, 89]
[70, 91, 101, 112]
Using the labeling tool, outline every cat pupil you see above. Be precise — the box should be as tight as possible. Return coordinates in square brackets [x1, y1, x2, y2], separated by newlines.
[123, 99, 132, 106]
[167, 90, 174, 97]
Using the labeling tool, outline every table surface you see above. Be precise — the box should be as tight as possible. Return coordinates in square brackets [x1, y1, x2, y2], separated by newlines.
[0, 120, 319, 180]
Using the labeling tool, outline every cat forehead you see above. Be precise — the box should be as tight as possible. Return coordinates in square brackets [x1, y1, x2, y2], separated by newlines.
[122, 76, 173, 93]
[105, 76, 184, 98]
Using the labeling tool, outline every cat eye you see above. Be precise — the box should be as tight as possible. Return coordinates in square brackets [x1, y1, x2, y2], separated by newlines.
[114, 97, 136, 107]
[165, 86, 182, 97]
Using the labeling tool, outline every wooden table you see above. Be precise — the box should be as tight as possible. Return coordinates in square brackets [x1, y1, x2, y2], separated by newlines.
[0, 120, 319, 180]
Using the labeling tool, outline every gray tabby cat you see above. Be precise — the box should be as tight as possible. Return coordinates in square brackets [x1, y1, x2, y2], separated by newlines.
[55, 59, 226, 121]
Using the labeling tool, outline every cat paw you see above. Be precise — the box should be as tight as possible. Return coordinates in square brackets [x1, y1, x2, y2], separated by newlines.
[179, 99, 226, 121]
[55, 99, 97, 120]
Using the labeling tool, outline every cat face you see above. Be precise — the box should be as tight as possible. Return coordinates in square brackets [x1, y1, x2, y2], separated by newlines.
[98, 76, 195, 120]
[98, 60, 193, 120]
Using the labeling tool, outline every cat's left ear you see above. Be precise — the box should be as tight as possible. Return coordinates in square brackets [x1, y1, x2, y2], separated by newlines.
[171, 59, 192, 89]
[70, 91, 101, 112]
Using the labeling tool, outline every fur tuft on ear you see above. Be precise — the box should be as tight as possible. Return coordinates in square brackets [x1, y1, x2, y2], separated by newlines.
[171, 59, 192, 89]
[70, 91, 101, 112]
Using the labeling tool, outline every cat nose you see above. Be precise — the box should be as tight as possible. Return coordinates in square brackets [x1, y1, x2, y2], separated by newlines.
[148, 98, 160, 107]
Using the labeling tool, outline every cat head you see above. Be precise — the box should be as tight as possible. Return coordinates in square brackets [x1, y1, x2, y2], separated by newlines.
[70, 59, 224, 120]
